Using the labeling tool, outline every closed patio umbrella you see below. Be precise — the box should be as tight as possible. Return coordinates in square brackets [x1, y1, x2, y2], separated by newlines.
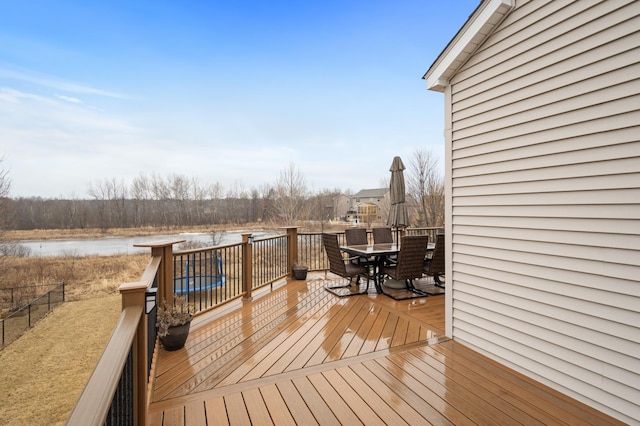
[387, 156, 409, 241]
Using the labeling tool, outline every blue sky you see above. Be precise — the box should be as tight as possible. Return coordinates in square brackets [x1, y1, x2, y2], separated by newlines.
[0, 0, 478, 198]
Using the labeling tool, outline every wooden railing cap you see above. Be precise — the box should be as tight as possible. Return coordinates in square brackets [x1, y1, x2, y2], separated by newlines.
[133, 239, 185, 248]
[118, 281, 147, 293]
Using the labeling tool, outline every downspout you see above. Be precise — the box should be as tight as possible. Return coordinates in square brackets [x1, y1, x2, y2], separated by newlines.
[443, 84, 454, 339]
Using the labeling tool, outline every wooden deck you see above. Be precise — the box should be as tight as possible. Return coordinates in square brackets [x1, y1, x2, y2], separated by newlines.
[148, 274, 623, 425]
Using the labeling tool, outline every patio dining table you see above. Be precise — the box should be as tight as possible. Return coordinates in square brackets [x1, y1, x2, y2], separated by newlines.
[340, 243, 400, 293]
[341, 242, 436, 293]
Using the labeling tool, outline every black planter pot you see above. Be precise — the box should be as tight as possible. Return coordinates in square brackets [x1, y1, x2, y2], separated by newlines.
[292, 267, 308, 280]
[160, 321, 191, 351]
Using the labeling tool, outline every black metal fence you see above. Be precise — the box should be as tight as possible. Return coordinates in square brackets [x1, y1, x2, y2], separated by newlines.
[105, 348, 134, 426]
[405, 227, 443, 242]
[252, 234, 288, 289]
[174, 242, 244, 313]
[298, 232, 337, 271]
[146, 287, 158, 379]
[0, 283, 65, 348]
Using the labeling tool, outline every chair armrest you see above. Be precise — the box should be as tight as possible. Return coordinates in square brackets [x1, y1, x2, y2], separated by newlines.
[382, 257, 398, 267]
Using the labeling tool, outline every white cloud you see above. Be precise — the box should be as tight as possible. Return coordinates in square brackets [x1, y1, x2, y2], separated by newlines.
[0, 87, 57, 105]
[0, 68, 131, 99]
[57, 94, 82, 103]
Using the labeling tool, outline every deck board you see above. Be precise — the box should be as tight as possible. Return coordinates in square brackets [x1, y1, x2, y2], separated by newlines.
[361, 358, 460, 426]
[204, 397, 228, 426]
[307, 372, 364, 425]
[259, 384, 294, 425]
[335, 365, 410, 426]
[348, 362, 432, 425]
[148, 275, 624, 425]
[290, 376, 341, 426]
[275, 380, 319, 425]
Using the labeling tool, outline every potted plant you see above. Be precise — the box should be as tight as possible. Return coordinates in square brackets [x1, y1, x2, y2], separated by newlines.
[292, 264, 308, 280]
[156, 295, 193, 351]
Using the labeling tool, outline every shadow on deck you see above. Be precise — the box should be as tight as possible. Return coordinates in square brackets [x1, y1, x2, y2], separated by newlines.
[148, 273, 622, 425]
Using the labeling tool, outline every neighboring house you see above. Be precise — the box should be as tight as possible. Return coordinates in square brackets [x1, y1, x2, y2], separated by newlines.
[332, 193, 351, 221]
[349, 188, 388, 223]
[424, 0, 639, 423]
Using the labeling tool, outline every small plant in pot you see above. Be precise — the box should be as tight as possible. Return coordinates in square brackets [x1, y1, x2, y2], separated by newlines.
[156, 295, 193, 351]
[292, 264, 308, 280]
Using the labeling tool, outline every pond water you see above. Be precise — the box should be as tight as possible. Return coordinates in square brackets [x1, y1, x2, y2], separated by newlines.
[19, 230, 280, 257]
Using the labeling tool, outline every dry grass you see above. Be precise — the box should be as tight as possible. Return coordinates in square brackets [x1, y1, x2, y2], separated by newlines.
[0, 294, 121, 425]
[1, 253, 149, 302]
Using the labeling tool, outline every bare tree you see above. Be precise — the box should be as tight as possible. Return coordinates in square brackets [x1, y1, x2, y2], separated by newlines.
[224, 180, 248, 224]
[168, 174, 191, 226]
[307, 189, 340, 224]
[65, 193, 88, 229]
[0, 157, 12, 230]
[88, 179, 111, 230]
[131, 174, 151, 227]
[407, 148, 444, 227]
[150, 173, 171, 227]
[273, 163, 308, 224]
[206, 181, 224, 224]
[190, 177, 207, 225]
[88, 178, 128, 229]
[0, 157, 20, 258]
[256, 183, 274, 223]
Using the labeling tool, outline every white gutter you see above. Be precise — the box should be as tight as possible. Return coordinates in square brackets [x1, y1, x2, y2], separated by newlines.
[423, 0, 514, 92]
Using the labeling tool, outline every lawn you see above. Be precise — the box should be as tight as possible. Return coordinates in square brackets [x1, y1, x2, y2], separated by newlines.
[0, 295, 121, 425]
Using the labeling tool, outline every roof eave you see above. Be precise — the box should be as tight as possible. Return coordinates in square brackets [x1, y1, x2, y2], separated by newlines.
[423, 0, 515, 92]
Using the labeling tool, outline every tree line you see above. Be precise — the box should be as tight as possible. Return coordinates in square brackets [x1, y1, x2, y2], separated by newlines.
[1, 149, 444, 231]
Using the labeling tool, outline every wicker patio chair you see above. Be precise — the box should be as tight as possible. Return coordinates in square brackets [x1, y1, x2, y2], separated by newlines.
[345, 227, 368, 245]
[372, 227, 394, 244]
[345, 227, 369, 265]
[424, 232, 445, 288]
[380, 235, 429, 300]
[322, 233, 371, 296]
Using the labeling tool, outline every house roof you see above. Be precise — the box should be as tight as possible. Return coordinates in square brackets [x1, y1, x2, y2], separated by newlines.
[422, 0, 514, 92]
[353, 188, 388, 198]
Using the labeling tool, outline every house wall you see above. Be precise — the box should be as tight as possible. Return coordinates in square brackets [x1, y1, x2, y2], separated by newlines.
[333, 194, 351, 220]
[350, 190, 389, 223]
[446, 0, 640, 422]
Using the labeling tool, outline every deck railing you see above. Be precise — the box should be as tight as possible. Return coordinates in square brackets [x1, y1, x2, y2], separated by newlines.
[68, 226, 442, 424]
[173, 241, 244, 313]
[251, 233, 289, 288]
[171, 229, 336, 315]
[67, 251, 164, 426]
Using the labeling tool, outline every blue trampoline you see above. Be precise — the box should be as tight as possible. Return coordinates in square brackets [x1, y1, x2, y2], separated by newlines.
[174, 254, 225, 294]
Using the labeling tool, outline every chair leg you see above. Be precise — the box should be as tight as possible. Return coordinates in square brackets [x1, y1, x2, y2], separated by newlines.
[434, 274, 445, 288]
[379, 277, 429, 300]
[406, 279, 429, 296]
[325, 274, 370, 297]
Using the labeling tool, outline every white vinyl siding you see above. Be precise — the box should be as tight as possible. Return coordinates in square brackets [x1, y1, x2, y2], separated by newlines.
[446, 0, 640, 423]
